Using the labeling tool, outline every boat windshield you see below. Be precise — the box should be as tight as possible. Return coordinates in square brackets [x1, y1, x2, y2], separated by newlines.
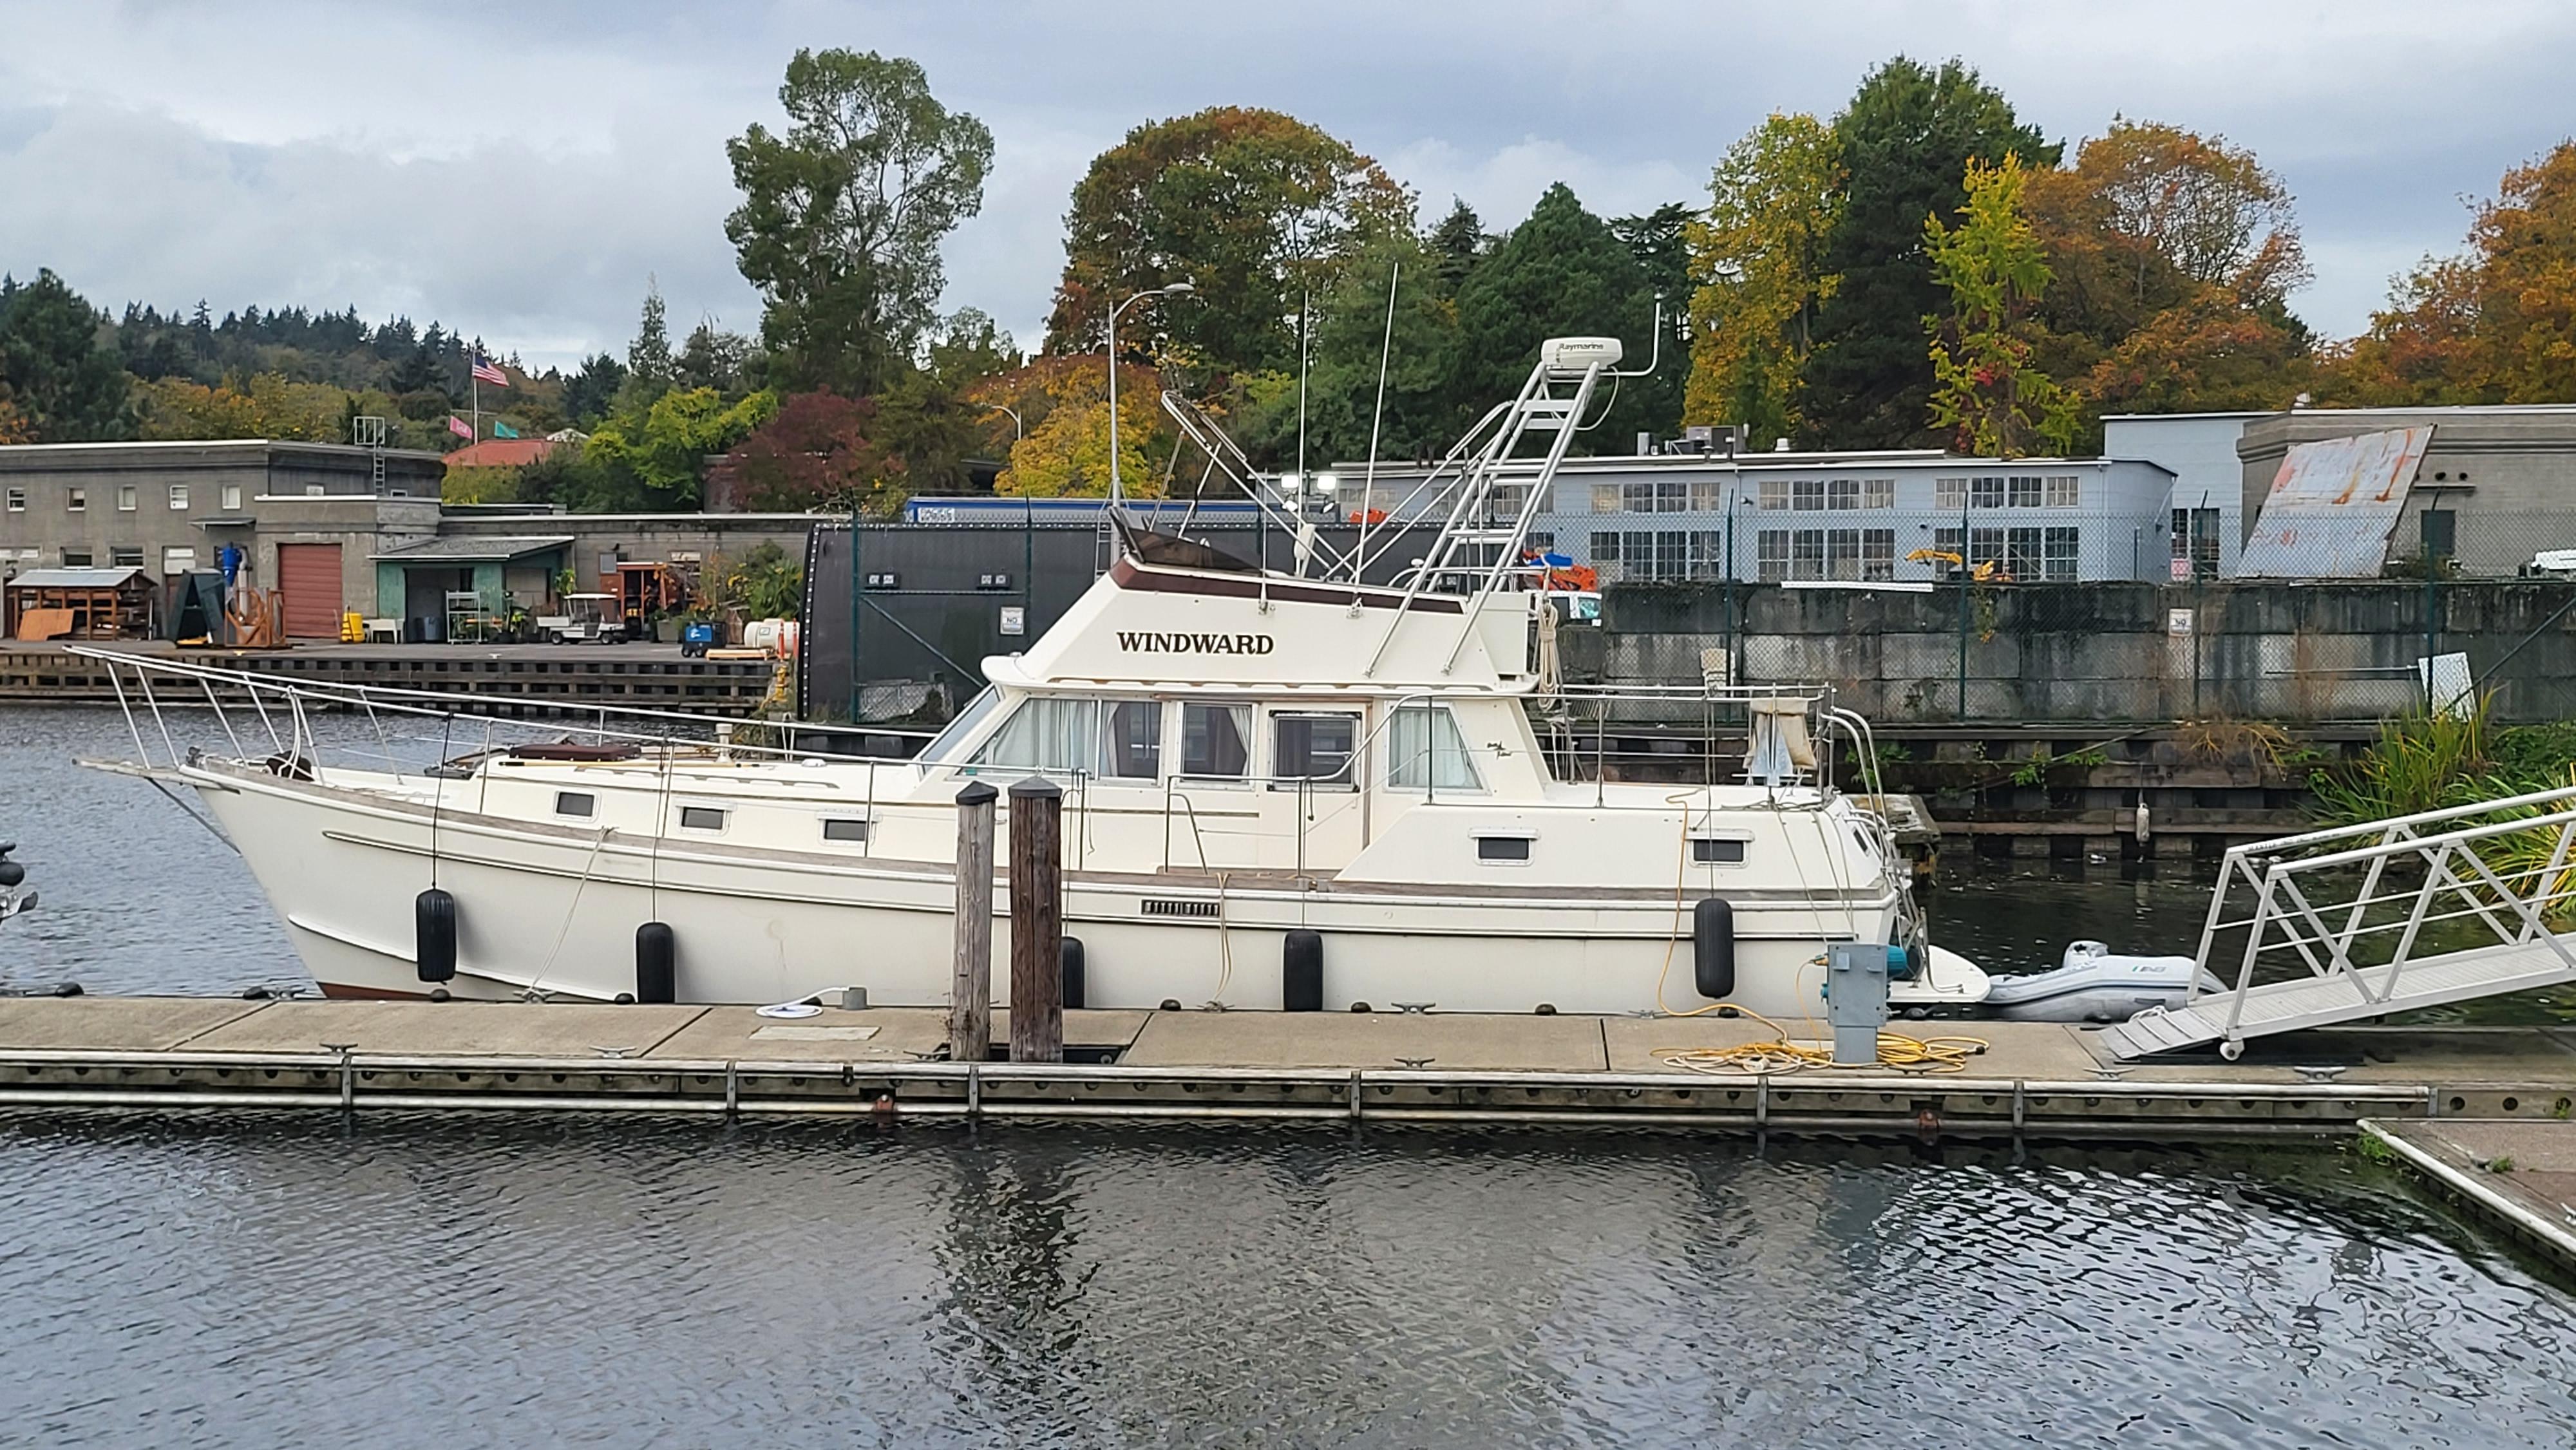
[917, 686, 1001, 767]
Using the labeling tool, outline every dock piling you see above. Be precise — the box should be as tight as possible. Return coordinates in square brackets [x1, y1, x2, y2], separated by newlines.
[950, 782, 999, 1064]
[1008, 777, 1065, 1064]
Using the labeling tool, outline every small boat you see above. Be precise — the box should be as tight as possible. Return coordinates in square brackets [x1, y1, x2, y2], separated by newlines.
[1983, 940, 2213, 1023]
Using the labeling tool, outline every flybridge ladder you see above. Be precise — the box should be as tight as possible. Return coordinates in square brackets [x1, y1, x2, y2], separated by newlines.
[2101, 783, 2576, 1060]
[1363, 342, 1622, 678]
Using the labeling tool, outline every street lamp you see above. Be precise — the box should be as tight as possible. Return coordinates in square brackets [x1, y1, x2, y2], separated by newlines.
[1106, 282, 1194, 507]
[974, 400, 1024, 443]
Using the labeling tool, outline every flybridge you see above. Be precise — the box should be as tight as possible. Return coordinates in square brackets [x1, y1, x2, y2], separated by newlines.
[1115, 630, 1277, 655]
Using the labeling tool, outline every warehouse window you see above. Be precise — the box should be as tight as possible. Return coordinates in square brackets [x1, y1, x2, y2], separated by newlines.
[5, 488, 21, 511]
[111, 546, 144, 568]
[1862, 530, 1895, 583]
[1590, 484, 1622, 514]
[1589, 532, 1623, 581]
[1971, 476, 2006, 509]
[1758, 478, 1789, 510]
[221, 484, 243, 511]
[117, 485, 137, 511]
[66, 487, 85, 512]
[1792, 529, 1826, 581]
[1689, 478, 1725, 511]
[61, 549, 93, 567]
[2008, 475, 2043, 508]
[169, 484, 189, 510]
[1756, 529, 1789, 581]
[1826, 529, 1862, 581]
[2005, 527, 2043, 579]
[1862, 479, 1896, 510]
[1935, 478, 1964, 511]
[1826, 477, 1859, 510]
[1792, 478, 1824, 510]
[2045, 475, 2081, 507]
[2044, 527, 2080, 581]
[1688, 531, 1725, 579]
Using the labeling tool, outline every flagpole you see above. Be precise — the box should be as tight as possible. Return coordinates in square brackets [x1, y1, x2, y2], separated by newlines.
[471, 362, 481, 442]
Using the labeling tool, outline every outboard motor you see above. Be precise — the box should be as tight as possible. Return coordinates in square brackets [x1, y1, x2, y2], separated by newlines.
[0, 842, 34, 925]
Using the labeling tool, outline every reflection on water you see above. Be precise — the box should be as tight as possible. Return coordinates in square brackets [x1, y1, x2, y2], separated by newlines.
[0, 1118, 2571, 1449]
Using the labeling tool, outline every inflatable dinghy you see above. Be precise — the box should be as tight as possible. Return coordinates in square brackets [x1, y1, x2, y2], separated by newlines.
[1982, 940, 2217, 1024]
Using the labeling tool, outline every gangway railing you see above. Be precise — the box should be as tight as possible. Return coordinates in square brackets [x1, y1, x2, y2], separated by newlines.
[2105, 782, 2576, 1059]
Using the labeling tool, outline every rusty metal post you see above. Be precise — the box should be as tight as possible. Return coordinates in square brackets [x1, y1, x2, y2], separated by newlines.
[949, 781, 998, 1064]
[1007, 777, 1064, 1064]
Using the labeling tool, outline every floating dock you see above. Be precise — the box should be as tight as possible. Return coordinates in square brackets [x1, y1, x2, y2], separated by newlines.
[2363, 1118, 2576, 1270]
[4, 997, 2574, 1139]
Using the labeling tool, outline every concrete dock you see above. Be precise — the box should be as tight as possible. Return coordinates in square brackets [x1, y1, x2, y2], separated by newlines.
[2363, 1117, 2576, 1270]
[5, 996, 2575, 1138]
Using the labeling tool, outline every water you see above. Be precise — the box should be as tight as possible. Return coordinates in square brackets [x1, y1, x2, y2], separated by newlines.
[10, 706, 2576, 1445]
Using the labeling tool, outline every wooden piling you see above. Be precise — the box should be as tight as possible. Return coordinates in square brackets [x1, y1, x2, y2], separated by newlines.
[949, 782, 998, 1064]
[1007, 776, 1065, 1064]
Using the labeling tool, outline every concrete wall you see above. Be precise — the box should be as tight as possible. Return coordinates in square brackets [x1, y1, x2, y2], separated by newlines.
[1594, 578, 2576, 724]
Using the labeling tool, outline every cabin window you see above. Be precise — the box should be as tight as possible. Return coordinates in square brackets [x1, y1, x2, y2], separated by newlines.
[1271, 712, 1358, 789]
[1476, 835, 1532, 862]
[1181, 702, 1253, 778]
[679, 805, 726, 831]
[974, 696, 1099, 774]
[921, 686, 1002, 765]
[1692, 837, 1748, 865]
[1388, 705, 1481, 791]
[1098, 700, 1162, 780]
[554, 791, 595, 818]
[822, 817, 870, 843]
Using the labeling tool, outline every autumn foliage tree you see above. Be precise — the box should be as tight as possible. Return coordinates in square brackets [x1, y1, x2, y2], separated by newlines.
[1924, 156, 2079, 457]
[968, 356, 1175, 498]
[733, 391, 907, 514]
[1685, 112, 1844, 446]
[1045, 107, 1412, 380]
[2326, 142, 2576, 405]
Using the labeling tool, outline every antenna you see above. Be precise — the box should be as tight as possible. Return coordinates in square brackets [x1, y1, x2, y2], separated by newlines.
[1356, 261, 1401, 596]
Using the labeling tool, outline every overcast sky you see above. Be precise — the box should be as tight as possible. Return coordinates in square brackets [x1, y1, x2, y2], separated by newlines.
[3, 0, 2570, 373]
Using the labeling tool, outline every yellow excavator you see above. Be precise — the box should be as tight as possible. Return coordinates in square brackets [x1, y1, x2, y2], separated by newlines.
[1905, 547, 2012, 583]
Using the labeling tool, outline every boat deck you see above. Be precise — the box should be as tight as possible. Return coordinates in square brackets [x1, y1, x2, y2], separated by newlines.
[3, 997, 2575, 1140]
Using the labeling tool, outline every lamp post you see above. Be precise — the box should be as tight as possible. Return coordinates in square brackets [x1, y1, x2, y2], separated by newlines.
[1106, 282, 1194, 511]
[978, 402, 1032, 617]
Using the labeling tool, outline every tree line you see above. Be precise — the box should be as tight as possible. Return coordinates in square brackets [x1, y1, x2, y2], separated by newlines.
[5, 51, 2575, 507]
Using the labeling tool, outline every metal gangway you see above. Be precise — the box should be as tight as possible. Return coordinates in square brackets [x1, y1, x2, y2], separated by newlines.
[2102, 784, 2576, 1060]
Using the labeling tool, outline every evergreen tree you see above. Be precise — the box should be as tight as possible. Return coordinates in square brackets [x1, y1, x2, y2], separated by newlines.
[627, 281, 674, 399]
[1450, 184, 1667, 451]
[0, 269, 131, 441]
[564, 354, 627, 426]
[1428, 199, 1490, 290]
[1798, 57, 2055, 447]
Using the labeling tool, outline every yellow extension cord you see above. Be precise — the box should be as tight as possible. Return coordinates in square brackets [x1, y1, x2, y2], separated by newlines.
[1649, 796, 1989, 1075]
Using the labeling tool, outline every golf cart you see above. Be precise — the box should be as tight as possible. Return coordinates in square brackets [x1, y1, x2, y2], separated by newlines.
[535, 593, 627, 645]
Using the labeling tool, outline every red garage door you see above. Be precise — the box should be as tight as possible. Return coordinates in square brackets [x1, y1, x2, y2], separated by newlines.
[276, 543, 344, 639]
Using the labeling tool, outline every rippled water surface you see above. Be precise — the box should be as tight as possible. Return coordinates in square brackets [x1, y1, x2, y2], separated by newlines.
[10, 708, 2576, 1445]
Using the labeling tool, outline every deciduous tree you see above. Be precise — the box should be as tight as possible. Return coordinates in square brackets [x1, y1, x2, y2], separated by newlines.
[733, 391, 907, 514]
[972, 356, 1173, 498]
[1045, 107, 1412, 379]
[1924, 155, 2078, 457]
[1685, 112, 1843, 446]
[726, 49, 992, 396]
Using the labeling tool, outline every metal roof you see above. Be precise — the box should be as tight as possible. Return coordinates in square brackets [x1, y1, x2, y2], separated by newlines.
[5, 567, 148, 588]
[370, 535, 575, 563]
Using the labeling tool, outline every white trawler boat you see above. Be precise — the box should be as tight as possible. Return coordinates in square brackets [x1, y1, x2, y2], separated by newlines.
[90, 335, 1989, 1021]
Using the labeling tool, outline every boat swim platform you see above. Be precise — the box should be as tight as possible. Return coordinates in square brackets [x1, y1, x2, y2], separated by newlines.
[5, 997, 2576, 1139]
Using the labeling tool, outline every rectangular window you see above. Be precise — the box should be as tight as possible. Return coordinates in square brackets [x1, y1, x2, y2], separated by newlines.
[2043, 527, 2079, 582]
[1826, 477, 1859, 510]
[1792, 478, 1824, 511]
[1862, 478, 1895, 511]
[1758, 478, 1788, 511]
[1589, 532, 1623, 582]
[1756, 529, 1789, 582]
[1692, 837, 1748, 864]
[1590, 484, 1622, 515]
[1654, 531, 1687, 581]
[1689, 531, 1725, 579]
[2005, 527, 2042, 580]
[1388, 705, 1481, 791]
[2173, 507, 2220, 578]
[1526, 531, 1555, 552]
[1862, 529, 1895, 583]
[1653, 479, 1687, 514]
[1621, 531, 1655, 580]
[117, 485, 137, 512]
[554, 791, 595, 818]
[1933, 527, 1963, 578]
[61, 549, 93, 567]
[1271, 713, 1358, 789]
[162, 546, 197, 576]
[2007, 475, 2043, 508]
[1935, 478, 1965, 512]
[1826, 529, 1862, 581]
[110, 545, 144, 568]
[1792, 529, 1826, 581]
[169, 484, 189, 510]
[1689, 478, 1725, 511]
[1969, 527, 2006, 572]
[2045, 475, 2080, 508]
[221, 484, 243, 511]
[66, 487, 85, 513]
[1971, 475, 2006, 509]
[5, 488, 21, 512]
[1475, 835, 1531, 862]
[1098, 699, 1163, 780]
[822, 817, 870, 843]
[679, 805, 726, 831]
[1622, 480, 1657, 513]
[975, 697, 1099, 774]
[1181, 702, 1253, 778]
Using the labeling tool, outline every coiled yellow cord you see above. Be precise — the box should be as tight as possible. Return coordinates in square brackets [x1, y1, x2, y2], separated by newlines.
[1650, 1002, 1987, 1075]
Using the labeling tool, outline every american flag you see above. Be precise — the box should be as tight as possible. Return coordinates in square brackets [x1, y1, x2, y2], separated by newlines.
[471, 355, 508, 387]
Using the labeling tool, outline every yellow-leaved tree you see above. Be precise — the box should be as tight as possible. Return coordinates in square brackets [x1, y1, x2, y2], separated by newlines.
[1923, 154, 2079, 457]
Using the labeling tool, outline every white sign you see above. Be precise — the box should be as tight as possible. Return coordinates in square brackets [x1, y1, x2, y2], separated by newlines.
[999, 606, 1026, 637]
[2167, 608, 2195, 636]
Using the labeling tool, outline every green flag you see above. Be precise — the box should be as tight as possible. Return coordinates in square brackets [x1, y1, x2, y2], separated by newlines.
[493, 420, 520, 438]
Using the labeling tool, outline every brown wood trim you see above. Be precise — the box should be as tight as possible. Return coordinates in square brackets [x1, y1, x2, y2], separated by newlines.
[317, 981, 433, 1001]
[1110, 556, 1463, 614]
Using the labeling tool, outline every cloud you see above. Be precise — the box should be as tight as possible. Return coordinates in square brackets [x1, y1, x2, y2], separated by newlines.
[2, 0, 2571, 367]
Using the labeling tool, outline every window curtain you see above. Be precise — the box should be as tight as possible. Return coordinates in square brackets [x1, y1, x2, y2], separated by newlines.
[978, 697, 1098, 772]
[1388, 706, 1479, 791]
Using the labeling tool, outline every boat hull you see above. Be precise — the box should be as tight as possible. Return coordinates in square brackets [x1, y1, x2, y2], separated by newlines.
[196, 767, 1986, 1021]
